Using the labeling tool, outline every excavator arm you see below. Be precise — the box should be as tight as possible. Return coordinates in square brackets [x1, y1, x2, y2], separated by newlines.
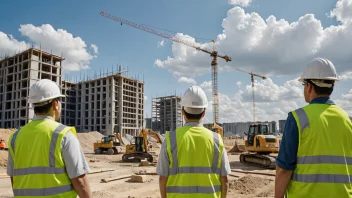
[213, 123, 224, 138]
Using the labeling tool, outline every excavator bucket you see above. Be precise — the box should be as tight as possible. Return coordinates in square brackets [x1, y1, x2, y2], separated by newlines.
[228, 140, 247, 153]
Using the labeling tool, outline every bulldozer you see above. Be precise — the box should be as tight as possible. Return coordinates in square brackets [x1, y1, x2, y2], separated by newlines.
[239, 123, 280, 169]
[93, 133, 123, 155]
[122, 128, 163, 163]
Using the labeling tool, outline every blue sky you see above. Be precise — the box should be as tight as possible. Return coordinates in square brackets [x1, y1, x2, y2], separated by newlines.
[1, 0, 351, 124]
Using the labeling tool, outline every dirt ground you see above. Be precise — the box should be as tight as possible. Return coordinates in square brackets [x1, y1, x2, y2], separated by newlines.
[0, 132, 276, 198]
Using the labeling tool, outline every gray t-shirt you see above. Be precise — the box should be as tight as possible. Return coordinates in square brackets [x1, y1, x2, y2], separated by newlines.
[7, 116, 90, 179]
[156, 130, 231, 177]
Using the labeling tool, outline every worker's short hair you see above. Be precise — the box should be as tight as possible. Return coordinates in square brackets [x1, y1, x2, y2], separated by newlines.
[34, 98, 60, 114]
[182, 107, 204, 120]
[305, 79, 334, 95]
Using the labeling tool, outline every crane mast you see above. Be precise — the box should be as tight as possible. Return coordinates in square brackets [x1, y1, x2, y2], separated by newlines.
[235, 68, 266, 122]
[100, 11, 231, 124]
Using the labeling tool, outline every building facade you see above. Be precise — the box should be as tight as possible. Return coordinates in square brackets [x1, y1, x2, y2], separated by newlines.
[61, 74, 144, 136]
[0, 48, 63, 128]
[279, 119, 286, 134]
[0, 48, 144, 136]
[151, 95, 183, 134]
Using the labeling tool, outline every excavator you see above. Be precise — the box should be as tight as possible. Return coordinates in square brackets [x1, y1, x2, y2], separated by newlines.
[94, 133, 124, 155]
[122, 128, 163, 163]
[239, 123, 280, 169]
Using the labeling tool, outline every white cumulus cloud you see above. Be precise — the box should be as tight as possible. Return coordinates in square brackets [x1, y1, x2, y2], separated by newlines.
[177, 76, 197, 84]
[200, 81, 212, 93]
[90, 44, 98, 54]
[205, 79, 351, 123]
[228, 0, 252, 7]
[0, 32, 30, 58]
[158, 40, 165, 47]
[0, 24, 97, 71]
[236, 81, 242, 88]
[154, 1, 352, 79]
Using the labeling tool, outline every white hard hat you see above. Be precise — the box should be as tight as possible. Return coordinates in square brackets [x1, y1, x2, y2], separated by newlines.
[181, 85, 208, 114]
[298, 57, 339, 82]
[28, 79, 65, 106]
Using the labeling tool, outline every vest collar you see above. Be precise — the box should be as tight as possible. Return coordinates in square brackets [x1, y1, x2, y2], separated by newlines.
[32, 115, 55, 121]
[184, 122, 203, 127]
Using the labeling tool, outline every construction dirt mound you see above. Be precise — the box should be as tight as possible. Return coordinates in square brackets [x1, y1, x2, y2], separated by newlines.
[229, 175, 272, 195]
[77, 132, 104, 154]
[0, 129, 17, 146]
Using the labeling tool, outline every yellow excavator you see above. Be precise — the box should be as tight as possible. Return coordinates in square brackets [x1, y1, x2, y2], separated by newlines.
[239, 123, 280, 169]
[122, 129, 163, 163]
[93, 133, 124, 155]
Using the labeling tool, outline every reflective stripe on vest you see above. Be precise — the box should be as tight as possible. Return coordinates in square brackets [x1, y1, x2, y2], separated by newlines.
[167, 185, 221, 194]
[295, 108, 309, 132]
[167, 129, 221, 194]
[11, 124, 74, 196]
[13, 184, 74, 196]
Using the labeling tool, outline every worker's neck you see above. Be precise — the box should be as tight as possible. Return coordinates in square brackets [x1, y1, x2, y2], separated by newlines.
[184, 118, 201, 123]
[35, 112, 56, 120]
[308, 94, 330, 102]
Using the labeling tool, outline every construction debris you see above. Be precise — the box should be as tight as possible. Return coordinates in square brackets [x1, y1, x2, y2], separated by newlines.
[101, 175, 132, 183]
[135, 170, 158, 175]
[130, 175, 148, 183]
[89, 169, 115, 175]
[231, 169, 276, 177]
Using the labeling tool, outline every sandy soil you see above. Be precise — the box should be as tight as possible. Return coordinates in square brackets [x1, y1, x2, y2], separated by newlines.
[0, 131, 276, 198]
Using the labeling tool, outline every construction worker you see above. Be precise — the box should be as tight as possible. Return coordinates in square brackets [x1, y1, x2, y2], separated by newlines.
[7, 79, 92, 197]
[274, 58, 352, 198]
[156, 85, 231, 198]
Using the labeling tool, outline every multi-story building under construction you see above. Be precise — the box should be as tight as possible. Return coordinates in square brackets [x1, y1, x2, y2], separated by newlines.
[0, 48, 144, 136]
[151, 95, 183, 134]
[0, 48, 63, 128]
[62, 73, 144, 136]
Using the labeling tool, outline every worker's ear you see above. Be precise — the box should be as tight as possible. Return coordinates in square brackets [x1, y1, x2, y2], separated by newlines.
[52, 99, 60, 111]
[201, 109, 206, 118]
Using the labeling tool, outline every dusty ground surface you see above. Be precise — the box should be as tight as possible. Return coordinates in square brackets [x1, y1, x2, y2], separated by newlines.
[0, 132, 276, 198]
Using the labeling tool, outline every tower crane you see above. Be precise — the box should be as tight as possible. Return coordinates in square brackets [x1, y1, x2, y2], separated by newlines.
[235, 68, 267, 122]
[100, 11, 231, 125]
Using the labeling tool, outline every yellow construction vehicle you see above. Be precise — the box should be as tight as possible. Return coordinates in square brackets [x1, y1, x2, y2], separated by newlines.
[93, 133, 123, 155]
[212, 123, 224, 138]
[239, 123, 280, 169]
[122, 129, 163, 163]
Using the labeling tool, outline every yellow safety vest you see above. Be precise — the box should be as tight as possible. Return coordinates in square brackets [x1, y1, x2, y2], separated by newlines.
[8, 119, 78, 198]
[165, 122, 224, 198]
[287, 103, 352, 198]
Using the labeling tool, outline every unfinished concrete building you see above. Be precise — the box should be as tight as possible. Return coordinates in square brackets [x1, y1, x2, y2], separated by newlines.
[0, 48, 63, 128]
[63, 74, 144, 136]
[151, 95, 183, 134]
[0, 48, 145, 137]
